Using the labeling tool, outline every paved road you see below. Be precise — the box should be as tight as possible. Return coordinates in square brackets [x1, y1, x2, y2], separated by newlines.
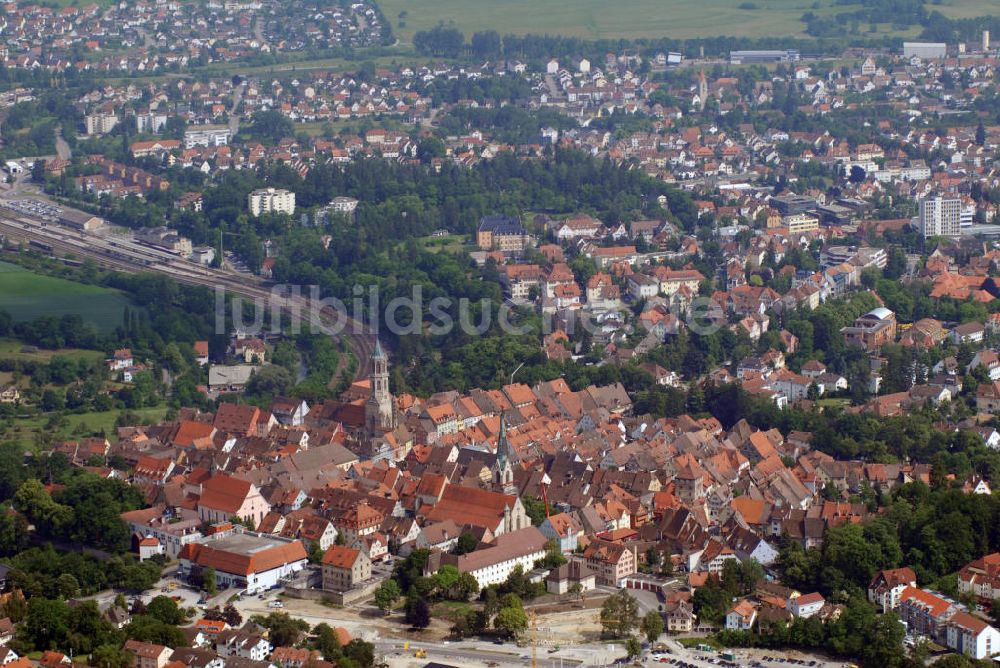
[377, 639, 540, 667]
[54, 127, 71, 161]
[544, 74, 565, 101]
[253, 16, 267, 49]
[229, 82, 246, 137]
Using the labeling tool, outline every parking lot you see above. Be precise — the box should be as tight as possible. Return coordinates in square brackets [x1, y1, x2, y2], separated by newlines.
[1, 198, 65, 221]
[86, 568, 258, 616]
[647, 643, 850, 668]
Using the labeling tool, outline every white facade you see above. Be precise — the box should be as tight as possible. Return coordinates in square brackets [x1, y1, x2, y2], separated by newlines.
[947, 617, 1000, 660]
[725, 605, 757, 630]
[789, 595, 825, 618]
[85, 112, 119, 136]
[184, 125, 231, 149]
[870, 582, 910, 613]
[919, 196, 962, 238]
[181, 548, 307, 595]
[464, 545, 547, 589]
[628, 275, 659, 300]
[903, 42, 947, 59]
[248, 188, 296, 217]
[327, 196, 359, 214]
[136, 113, 168, 134]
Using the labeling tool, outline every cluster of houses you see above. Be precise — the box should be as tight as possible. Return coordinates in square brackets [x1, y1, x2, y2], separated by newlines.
[14, 350, 994, 655]
[716, 560, 1000, 661]
[465, 193, 1000, 426]
[0, 292, 997, 663]
[864, 561, 1000, 660]
[0, 607, 355, 668]
[0, 0, 384, 73]
[36, 38, 1000, 275]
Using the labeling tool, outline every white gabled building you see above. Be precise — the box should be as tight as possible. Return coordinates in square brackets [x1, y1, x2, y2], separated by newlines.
[439, 526, 548, 589]
[946, 611, 1000, 660]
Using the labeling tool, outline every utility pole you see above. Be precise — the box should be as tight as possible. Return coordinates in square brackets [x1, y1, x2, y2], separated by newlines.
[510, 361, 525, 385]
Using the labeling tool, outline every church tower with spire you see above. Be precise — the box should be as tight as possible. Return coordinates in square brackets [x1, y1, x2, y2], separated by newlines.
[697, 70, 708, 111]
[365, 340, 396, 435]
[493, 412, 517, 496]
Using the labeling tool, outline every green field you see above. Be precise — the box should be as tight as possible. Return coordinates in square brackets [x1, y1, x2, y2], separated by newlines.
[417, 233, 472, 254]
[381, 0, 1000, 42]
[0, 261, 131, 333]
[0, 338, 105, 364]
[2, 405, 170, 450]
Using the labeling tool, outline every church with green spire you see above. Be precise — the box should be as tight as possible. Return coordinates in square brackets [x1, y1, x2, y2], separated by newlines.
[492, 412, 517, 496]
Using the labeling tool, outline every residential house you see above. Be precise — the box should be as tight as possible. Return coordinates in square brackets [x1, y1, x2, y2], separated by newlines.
[321, 545, 372, 592]
[897, 586, 956, 643]
[789, 592, 825, 618]
[726, 600, 758, 630]
[664, 601, 696, 633]
[197, 474, 270, 527]
[868, 567, 918, 613]
[123, 641, 172, 668]
[946, 611, 1000, 660]
[545, 560, 597, 595]
[583, 539, 637, 586]
[958, 553, 1000, 602]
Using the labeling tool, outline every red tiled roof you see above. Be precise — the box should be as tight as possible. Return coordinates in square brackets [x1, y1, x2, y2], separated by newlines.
[172, 420, 215, 447]
[198, 474, 253, 514]
[179, 540, 306, 576]
[424, 485, 516, 532]
[321, 545, 362, 569]
[899, 586, 952, 618]
[213, 402, 260, 434]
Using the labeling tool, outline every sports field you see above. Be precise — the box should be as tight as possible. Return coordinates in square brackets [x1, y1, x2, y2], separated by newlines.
[0, 261, 131, 333]
[381, 0, 1000, 42]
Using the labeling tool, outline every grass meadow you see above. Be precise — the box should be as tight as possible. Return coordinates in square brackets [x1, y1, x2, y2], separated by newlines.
[0, 261, 131, 334]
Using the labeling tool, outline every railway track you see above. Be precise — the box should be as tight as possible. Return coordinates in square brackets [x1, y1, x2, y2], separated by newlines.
[0, 210, 376, 381]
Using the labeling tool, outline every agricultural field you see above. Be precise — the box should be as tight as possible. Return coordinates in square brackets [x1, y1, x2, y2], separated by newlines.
[380, 0, 1000, 42]
[0, 261, 132, 333]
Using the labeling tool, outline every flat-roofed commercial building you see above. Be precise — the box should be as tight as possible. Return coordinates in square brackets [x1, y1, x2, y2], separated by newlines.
[177, 531, 307, 594]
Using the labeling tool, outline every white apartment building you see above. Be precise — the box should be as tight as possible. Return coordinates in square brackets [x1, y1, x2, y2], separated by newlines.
[783, 213, 819, 234]
[85, 112, 119, 136]
[248, 187, 296, 217]
[946, 612, 1000, 660]
[919, 195, 962, 238]
[184, 125, 231, 149]
[136, 112, 168, 134]
[327, 196, 359, 214]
